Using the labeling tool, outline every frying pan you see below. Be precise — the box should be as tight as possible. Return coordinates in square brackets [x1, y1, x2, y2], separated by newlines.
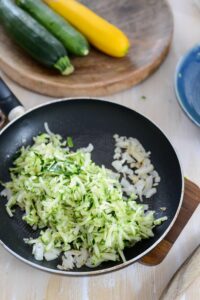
[0, 78, 184, 276]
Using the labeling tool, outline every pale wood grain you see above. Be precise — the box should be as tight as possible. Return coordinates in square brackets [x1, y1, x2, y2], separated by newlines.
[0, 0, 173, 97]
[160, 246, 200, 300]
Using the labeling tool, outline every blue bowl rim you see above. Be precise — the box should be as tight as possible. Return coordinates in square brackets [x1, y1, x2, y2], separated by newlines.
[174, 44, 200, 127]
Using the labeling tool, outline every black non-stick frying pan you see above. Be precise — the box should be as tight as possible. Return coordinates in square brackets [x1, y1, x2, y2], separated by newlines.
[0, 78, 184, 276]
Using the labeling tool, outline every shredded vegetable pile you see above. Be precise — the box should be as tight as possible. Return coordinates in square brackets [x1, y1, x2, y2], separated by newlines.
[3, 133, 166, 269]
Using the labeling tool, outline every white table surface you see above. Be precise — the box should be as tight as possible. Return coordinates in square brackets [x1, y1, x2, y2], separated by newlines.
[0, 0, 200, 299]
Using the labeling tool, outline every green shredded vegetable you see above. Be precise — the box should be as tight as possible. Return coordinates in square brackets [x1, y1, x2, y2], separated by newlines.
[67, 136, 74, 148]
[3, 133, 166, 268]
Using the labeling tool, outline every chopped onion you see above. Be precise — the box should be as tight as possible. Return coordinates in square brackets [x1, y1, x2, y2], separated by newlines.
[112, 134, 161, 200]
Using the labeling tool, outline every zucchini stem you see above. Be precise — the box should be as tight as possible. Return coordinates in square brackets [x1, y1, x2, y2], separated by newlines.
[82, 48, 89, 56]
[54, 56, 74, 75]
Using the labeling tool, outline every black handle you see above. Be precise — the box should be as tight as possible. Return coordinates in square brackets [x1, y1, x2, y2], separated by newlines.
[0, 77, 24, 118]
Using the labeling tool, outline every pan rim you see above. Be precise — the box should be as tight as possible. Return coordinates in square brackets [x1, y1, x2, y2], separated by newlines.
[0, 97, 184, 276]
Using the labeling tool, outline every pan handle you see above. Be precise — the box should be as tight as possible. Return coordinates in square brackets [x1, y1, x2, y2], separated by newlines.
[0, 78, 25, 122]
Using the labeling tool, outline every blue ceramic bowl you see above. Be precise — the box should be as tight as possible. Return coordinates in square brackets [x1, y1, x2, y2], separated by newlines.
[175, 45, 200, 127]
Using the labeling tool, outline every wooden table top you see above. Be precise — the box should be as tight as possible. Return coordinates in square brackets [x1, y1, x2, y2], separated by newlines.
[0, 0, 200, 299]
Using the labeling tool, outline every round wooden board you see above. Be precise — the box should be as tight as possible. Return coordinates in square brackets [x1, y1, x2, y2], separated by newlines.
[0, 0, 173, 97]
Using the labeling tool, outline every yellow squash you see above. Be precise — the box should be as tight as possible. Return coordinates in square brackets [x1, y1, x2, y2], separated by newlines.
[43, 0, 130, 58]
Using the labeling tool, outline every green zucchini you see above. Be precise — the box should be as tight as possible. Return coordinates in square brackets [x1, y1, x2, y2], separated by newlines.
[16, 0, 90, 56]
[0, 0, 74, 75]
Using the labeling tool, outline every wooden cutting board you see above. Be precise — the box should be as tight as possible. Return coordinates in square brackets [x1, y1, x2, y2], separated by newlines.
[0, 0, 173, 97]
[160, 246, 200, 300]
[140, 179, 200, 265]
